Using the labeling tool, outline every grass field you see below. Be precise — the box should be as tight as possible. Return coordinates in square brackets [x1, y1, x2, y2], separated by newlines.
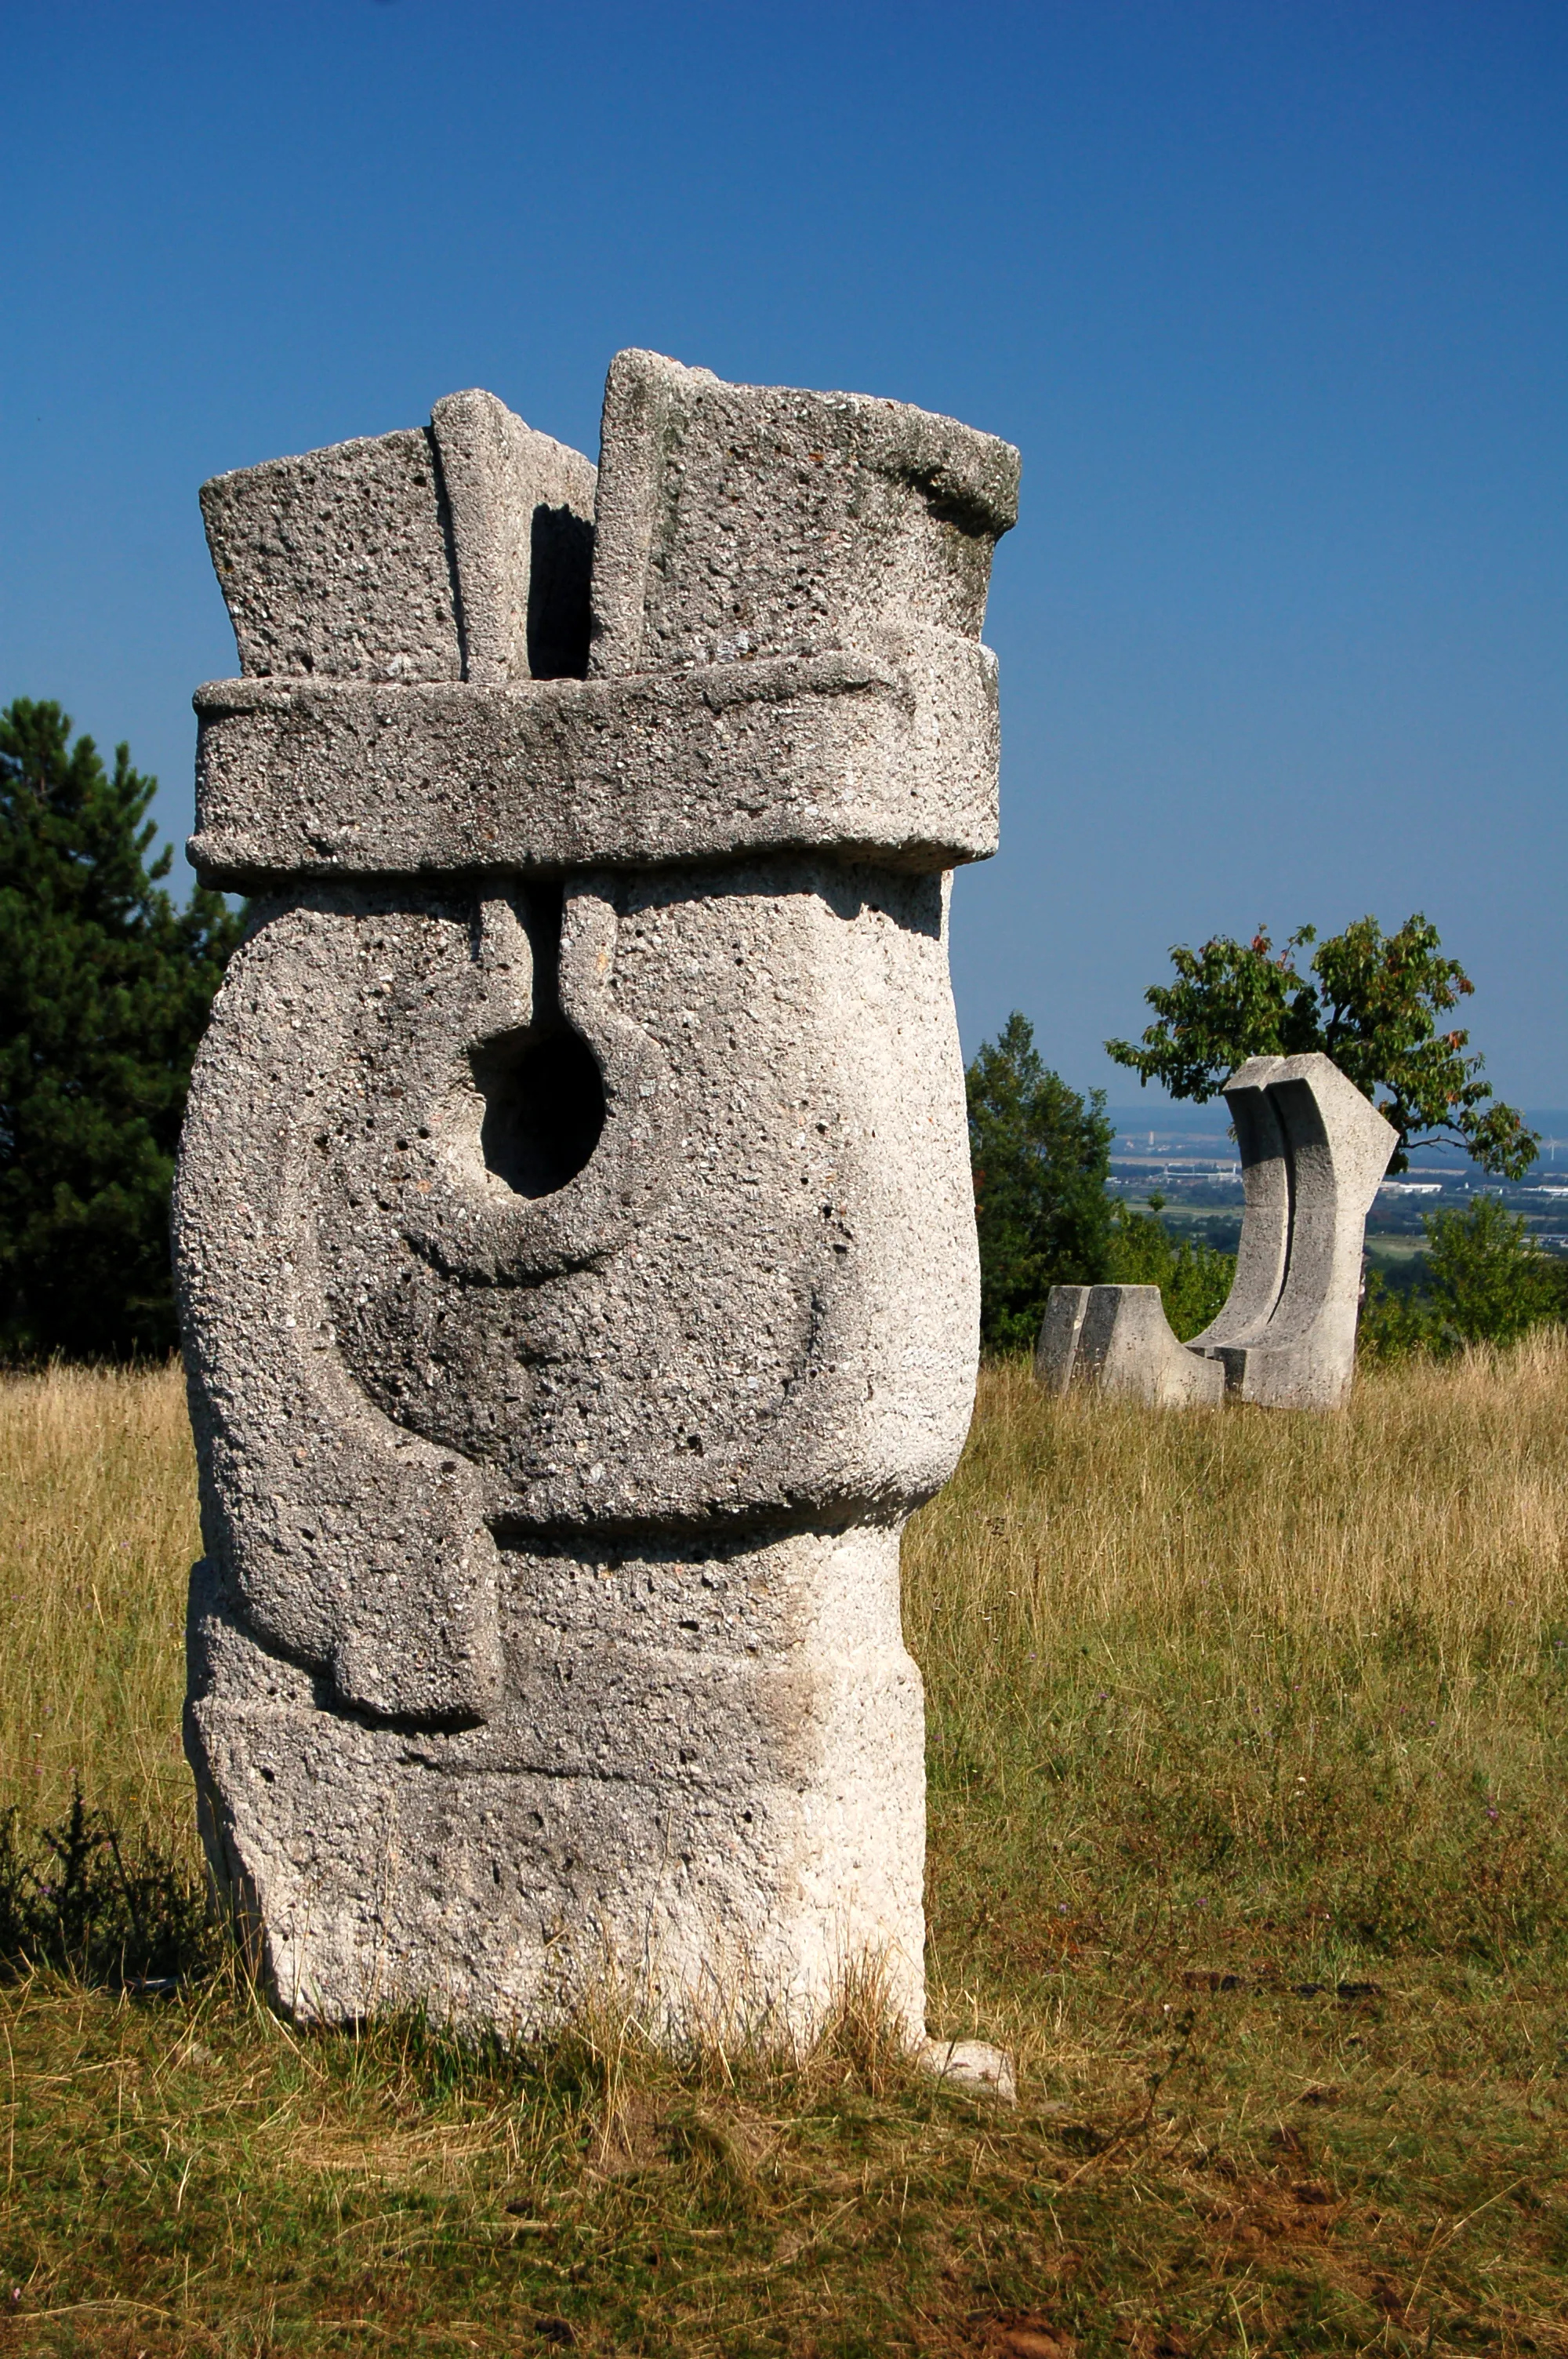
[2, 1350, 1567, 2355]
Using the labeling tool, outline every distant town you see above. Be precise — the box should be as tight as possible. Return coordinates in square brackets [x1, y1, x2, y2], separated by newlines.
[1105, 1104, 1568, 1283]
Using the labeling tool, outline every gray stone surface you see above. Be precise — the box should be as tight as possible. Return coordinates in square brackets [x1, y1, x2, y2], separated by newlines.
[186, 645, 1000, 886]
[919, 2037, 1018, 2103]
[1036, 1052, 1396, 1412]
[1036, 1284, 1224, 1407]
[587, 350, 1018, 678]
[1187, 1052, 1398, 1408]
[200, 393, 597, 689]
[175, 361, 1018, 2045]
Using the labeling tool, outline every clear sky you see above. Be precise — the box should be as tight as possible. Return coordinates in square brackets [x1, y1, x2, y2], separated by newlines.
[3, 1, 1564, 1103]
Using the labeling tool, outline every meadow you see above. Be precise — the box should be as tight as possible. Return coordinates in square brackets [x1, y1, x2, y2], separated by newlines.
[2, 1349, 1566, 2356]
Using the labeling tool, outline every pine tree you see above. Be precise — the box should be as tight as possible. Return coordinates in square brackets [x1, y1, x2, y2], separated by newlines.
[966, 1013, 1112, 1354]
[0, 700, 242, 1358]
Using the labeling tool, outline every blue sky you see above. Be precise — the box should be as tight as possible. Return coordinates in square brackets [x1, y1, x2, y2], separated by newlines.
[3, 1, 1564, 1103]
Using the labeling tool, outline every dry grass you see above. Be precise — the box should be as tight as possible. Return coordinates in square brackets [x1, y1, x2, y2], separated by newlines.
[2, 1346, 1567, 2353]
[912, 1331, 1568, 1663]
[913, 1340, 1568, 2030]
[0, 1361, 197, 1845]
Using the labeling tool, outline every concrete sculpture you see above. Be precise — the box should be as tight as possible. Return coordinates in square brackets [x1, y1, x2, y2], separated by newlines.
[174, 354, 1019, 2045]
[1038, 1052, 1397, 1412]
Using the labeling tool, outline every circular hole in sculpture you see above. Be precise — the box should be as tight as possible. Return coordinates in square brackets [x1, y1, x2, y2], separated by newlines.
[472, 1025, 604, 1198]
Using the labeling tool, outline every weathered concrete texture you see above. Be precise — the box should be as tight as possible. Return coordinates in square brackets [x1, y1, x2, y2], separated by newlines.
[1036, 1285, 1225, 1408]
[1036, 1052, 1397, 1412]
[185, 644, 1000, 887]
[176, 362, 1018, 2045]
[1187, 1053, 1398, 1408]
[187, 1525, 923, 2036]
[198, 391, 595, 686]
[588, 349, 1019, 678]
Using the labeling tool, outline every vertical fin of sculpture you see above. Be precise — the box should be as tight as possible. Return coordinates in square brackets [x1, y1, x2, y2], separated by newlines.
[1034, 1285, 1090, 1397]
[1185, 1055, 1290, 1350]
[585, 348, 689, 677]
[429, 390, 597, 683]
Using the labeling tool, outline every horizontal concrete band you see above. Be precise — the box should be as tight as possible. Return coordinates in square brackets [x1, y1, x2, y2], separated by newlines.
[189, 642, 1000, 887]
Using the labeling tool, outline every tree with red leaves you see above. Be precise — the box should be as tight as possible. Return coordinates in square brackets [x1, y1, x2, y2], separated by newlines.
[1106, 914, 1535, 1178]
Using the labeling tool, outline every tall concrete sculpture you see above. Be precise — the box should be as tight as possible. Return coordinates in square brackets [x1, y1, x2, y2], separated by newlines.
[1038, 1052, 1397, 1412]
[174, 354, 1019, 2044]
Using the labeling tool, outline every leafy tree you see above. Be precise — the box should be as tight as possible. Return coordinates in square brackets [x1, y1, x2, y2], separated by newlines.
[0, 700, 243, 1359]
[1359, 1198, 1566, 1362]
[1356, 1269, 1434, 1365]
[967, 1013, 1112, 1353]
[1105, 1195, 1236, 1342]
[1106, 915, 1535, 1178]
[1426, 1198, 1566, 1349]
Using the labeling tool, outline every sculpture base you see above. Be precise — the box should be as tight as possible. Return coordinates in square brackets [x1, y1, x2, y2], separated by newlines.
[186, 1524, 926, 2046]
[1036, 1285, 1225, 1407]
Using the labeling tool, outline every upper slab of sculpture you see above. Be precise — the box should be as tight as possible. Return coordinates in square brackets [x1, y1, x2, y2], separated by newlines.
[173, 354, 1019, 2043]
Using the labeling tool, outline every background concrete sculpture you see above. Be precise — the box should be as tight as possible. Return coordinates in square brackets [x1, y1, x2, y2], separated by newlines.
[1038, 1283, 1225, 1408]
[175, 352, 1019, 2046]
[1037, 1052, 1397, 1411]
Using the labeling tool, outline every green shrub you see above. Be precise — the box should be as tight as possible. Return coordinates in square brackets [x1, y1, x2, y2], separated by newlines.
[1427, 1194, 1567, 1347]
[0, 1790, 212, 1985]
[1357, 1267, 1435, 1362]
[1359, 1196, 1568, 1361]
